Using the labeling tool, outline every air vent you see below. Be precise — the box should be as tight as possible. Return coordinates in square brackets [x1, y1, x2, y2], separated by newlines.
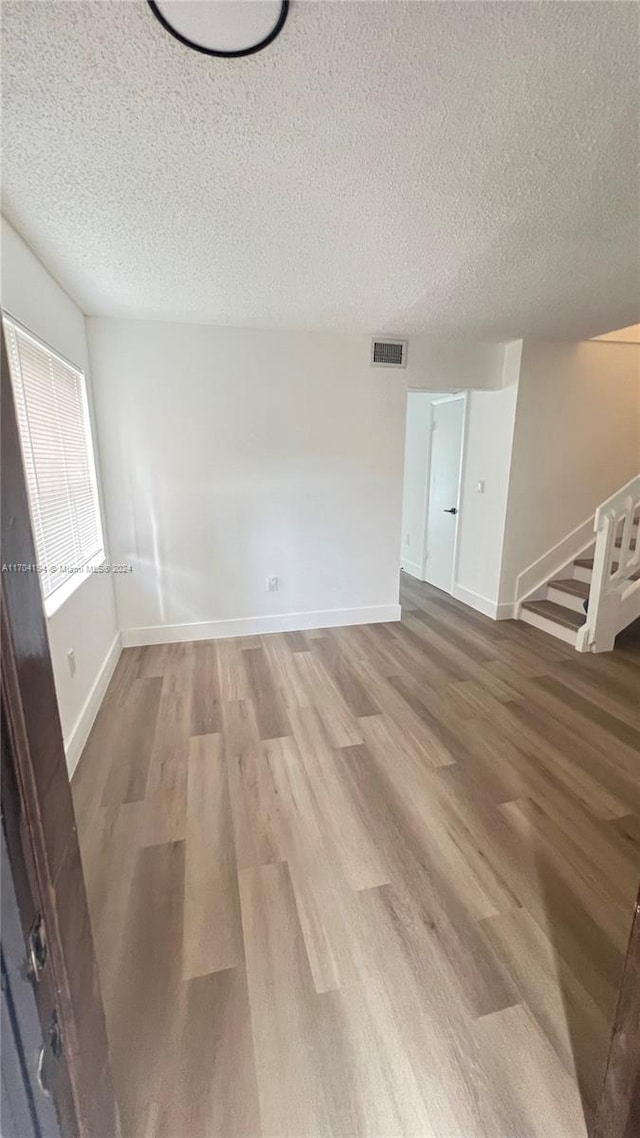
[371, 338, 407, 368]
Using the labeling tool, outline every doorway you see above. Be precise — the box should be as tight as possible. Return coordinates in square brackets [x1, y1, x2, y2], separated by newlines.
[424, 394, 466, 592]
[400, 391, 466, 594]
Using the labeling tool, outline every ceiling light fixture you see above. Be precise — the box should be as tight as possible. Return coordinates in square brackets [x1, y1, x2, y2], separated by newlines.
[148, 0, 289, 58]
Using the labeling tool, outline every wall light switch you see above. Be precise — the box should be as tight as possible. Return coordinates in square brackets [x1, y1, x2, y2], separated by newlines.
[267, 576, 279, 592]
[477, 480, 485, 494]
[67, 648, 76, 677]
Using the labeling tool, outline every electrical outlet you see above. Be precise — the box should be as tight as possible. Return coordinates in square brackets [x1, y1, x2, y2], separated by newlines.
[267, 576, 279, 592]
[477, 480, 485, 494]
[405, 534, 410, 546]
[66, 648, 76, 677]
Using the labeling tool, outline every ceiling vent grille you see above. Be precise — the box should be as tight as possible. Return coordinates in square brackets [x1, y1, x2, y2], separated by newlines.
[370, 338, 407, 368]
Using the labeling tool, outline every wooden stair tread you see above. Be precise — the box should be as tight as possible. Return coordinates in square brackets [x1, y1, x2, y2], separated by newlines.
[549, 578, 589, 599]
[521, 599, 586, 630]
[574, 557, 640, 581]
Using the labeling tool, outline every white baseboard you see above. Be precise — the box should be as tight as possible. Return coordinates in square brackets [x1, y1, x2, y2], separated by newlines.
[65, 633, 122, 778]
[120, 604, 402, 648]
[452, 584, 516, 621]
[400, 559, 424, 580]
[495, 600, 518, 620]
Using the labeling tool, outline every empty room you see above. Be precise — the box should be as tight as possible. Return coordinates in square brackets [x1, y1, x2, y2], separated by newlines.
[1, 2, 639, 1137]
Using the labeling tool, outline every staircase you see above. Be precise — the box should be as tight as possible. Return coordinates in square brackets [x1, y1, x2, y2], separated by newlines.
[518, 476, 640, 651]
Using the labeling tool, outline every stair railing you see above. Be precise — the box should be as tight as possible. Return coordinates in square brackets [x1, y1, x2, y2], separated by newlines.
[576, 474, 640, 652]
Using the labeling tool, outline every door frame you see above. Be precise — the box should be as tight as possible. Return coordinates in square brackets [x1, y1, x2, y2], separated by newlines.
[421, 391, 468, 593]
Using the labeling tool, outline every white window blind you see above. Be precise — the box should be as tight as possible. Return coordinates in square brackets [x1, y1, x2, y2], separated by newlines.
[4, 317, 105, 602]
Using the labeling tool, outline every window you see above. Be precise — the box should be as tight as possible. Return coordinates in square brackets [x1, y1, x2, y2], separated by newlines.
[3, 316, 105, 609]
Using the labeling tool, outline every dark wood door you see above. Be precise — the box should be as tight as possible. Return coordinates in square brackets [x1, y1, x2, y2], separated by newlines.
[1, 323, 118, 1137]
[592, 886, 640, 1138]
[1, 818, 62, 1138]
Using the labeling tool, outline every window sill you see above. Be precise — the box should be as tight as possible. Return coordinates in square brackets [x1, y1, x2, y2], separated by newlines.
[44, 552, 107, 619]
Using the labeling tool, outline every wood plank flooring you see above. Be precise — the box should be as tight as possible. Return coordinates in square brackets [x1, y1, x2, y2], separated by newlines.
[72, 575, 640, 1138]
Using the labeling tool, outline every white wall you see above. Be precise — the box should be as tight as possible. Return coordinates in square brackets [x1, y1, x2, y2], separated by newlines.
[400, 392, 446, 578]
[87, 319, 408, 641]
[498, 339, 640, 604]
[1, 218, 119, 773]
[408, 336, 506, 391]
[454, 341, 522, 616]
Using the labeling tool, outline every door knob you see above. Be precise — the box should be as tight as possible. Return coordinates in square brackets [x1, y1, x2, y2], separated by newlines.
[443, 507, 458, 515]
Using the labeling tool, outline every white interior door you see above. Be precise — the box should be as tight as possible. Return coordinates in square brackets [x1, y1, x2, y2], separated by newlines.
[424, 396, 465, 593]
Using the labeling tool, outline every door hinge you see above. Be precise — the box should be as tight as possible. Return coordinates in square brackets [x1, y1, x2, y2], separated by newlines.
[27, 915, 48, 982]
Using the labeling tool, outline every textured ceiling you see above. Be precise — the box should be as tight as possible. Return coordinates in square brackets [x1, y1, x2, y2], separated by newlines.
[2, 1, 639, 338]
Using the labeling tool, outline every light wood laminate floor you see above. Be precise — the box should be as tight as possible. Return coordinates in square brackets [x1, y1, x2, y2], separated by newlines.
[72, 576, 640, 1138]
